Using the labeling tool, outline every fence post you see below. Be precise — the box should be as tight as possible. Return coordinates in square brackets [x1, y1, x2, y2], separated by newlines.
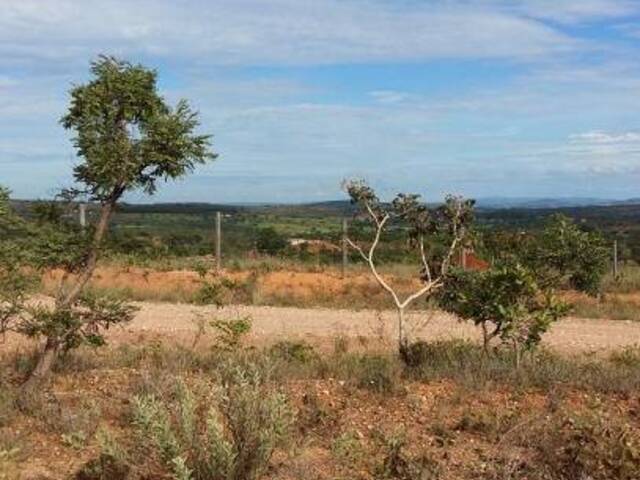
[215, 211, 222, 271]
[613, 239, 619, 278]
[342, 218, 348, 278]
[79, 203, 87, 230]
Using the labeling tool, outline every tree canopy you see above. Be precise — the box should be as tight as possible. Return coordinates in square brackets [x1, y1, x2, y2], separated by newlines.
[62, 55, 215, 201]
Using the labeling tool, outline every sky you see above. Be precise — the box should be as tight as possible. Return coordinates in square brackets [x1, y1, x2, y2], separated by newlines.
[1, 0, 640, 203]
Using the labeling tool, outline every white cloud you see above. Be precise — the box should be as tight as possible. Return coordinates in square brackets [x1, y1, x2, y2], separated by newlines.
[369, 90, 412, 105]
[569, 131, 640, 144]
[510, 0, 638, 23]
[1, 0, 639, 201]
[0, 0, 577, 68]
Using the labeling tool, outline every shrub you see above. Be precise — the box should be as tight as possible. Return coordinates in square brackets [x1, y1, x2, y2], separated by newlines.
[193, 277, 237, 306]
[400, 340, 479, 371]
[129, 365, 294, 480]
[439, 264, 568, 366]
[270, 340, 317, 364]
[375, 432, 441, 480]
[255, 227, 288, 256]
[533, 408, 640, 480]
[610, 344, 640, 368]
[355, 354, 400, 394]
[210, 316, 252, 352]
[332, 430, 364, 463]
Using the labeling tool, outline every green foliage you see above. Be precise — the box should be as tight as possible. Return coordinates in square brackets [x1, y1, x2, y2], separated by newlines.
[61, 56, 215, 201]
[439, 264, 568, 361]
[491, 215, 610, 295]
[19, 293, 138, 351]
[129, 366, 294, 480]
[194, 276, 237, 307]
[255, 226, 288, 255]
[332, 430, 364, 463]
[210, 316, 252, 352]
[270, 340, 317, 363]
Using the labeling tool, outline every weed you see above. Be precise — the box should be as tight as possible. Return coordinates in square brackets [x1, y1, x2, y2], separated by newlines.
[210, 315, 252, 352]
[528, 406, 640, 480]
[354, 354, 401, 394]
[610, 344, 640, 367]
[375, 431, 441, 480]
[61, 430, 87, 450]
[332, 430, 364, 464]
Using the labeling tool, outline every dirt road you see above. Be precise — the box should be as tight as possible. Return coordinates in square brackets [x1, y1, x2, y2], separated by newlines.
[113, 302, 640, 354]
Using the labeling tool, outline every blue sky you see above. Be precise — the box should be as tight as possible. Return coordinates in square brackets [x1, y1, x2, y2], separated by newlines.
[1, 0, 640, 203]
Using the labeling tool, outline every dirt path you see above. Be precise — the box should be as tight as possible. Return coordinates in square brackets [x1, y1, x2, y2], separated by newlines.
[111, 302, 640, 354]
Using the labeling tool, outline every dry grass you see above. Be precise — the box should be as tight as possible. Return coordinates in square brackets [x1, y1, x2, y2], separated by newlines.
[39, 263, 640, 324]
[41, 265, 423, 310]
[2, 336, 640, 479]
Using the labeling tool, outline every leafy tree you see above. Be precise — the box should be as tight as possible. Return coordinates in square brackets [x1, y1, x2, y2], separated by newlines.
[484, 215, 609, 296]
[524, 215, 609, 295]
[11, 56, 215, 391]
[439, 263, 569, 366]
[255, 227, 288, 255]
[344, 179, 474, 351]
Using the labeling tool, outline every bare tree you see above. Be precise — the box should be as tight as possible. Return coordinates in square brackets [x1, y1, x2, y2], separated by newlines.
[344, 180, 474, 351]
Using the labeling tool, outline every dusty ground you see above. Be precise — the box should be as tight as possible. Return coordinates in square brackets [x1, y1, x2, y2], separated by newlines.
[106, 302, 640, 354]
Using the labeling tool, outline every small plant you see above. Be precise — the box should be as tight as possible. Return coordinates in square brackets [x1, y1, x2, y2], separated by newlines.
[355, 354, 400, 394]
[0, 447, 20, 480]
[270, 340, 317, 363]
[332, 430, 364, 463]
[61, 430, 87, 450]
[194, 277, 237, 306]
[210, 315, 252, 352]
[376, 431, 441, 480]
[610, 344, 640, 368]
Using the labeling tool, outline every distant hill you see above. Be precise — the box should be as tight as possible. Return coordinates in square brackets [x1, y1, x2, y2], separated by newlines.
[10, 197, 640, 219]
[474, 197, 624, 209]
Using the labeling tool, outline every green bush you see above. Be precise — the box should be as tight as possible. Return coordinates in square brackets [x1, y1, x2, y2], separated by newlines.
[210, 316, 252, 352]
[255, 227, 287, 255]
[270, 340, 317, 364]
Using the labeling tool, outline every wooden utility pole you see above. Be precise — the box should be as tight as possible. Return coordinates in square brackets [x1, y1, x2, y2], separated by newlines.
[215, 211, 222, 271]
[79, 203, 87, 229]
[342, 218, 348, 278]
[613, 240, 619, 278]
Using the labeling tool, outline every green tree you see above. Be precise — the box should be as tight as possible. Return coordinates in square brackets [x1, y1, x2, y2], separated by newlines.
[484, 215, 609, 296]
[255, 227, 287, 255]
[18, 56, 216, 390]
[438, 264, 569, 366]
[525, 214, 609, 295]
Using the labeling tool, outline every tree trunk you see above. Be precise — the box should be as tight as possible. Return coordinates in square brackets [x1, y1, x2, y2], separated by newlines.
[481, 323, 491, 356]
[397, 307, 407, 351]
[19, 337, 60, 400]
[58, 201, 114, 309]
[20, 199, 116, 395]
